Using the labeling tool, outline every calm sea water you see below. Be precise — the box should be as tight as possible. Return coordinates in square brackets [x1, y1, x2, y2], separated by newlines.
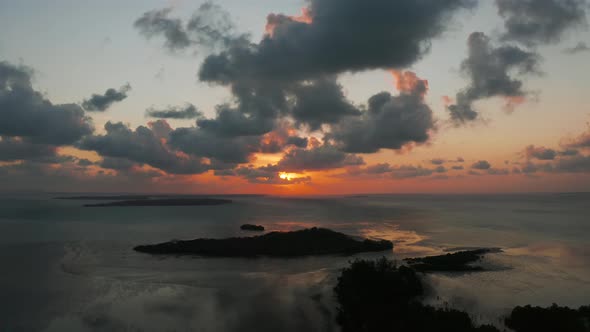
[0, 193, 589, 331]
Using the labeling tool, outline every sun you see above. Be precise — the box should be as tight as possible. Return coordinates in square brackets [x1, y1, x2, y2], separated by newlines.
[279, 172, 294, 181]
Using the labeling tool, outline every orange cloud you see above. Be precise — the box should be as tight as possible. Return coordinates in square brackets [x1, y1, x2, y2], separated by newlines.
[265, 7, 313, 36]
[390, 70, 429, 99]
[441, 95, 453, 107]
[504, 95, 526, 112]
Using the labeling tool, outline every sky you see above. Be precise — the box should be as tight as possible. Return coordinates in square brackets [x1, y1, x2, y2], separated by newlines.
[1, 0, 590, 195]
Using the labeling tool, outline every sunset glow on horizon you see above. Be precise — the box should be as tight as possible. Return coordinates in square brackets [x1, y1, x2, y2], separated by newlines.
[1, 0, 589, 195]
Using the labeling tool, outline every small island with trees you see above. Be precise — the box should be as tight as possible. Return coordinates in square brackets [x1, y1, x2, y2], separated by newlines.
[134, 227, 393, 257]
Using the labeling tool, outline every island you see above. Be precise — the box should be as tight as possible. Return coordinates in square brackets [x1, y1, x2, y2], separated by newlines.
[84, 198, 232, 207]
[55, 195, 152, 200]
[403, 248, 502, 272]
[134, 227, 393, 257]
[240, 224, 265, 231]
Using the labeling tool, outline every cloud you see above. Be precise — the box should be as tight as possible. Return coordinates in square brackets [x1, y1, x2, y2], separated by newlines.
[216, 164, 311, 185]
[133, 2, 458, 168]
[343, 162, 452, 179]
[487, 168, 510, 175]
[0, 137, 57, 162]
[496, 0, 588, 47]
[329, 74, 434, 153]
[451, 165, 464, 170]
[79, 121, 209, 174]
[564, 42, 590, 54]
[257, 122, 309, 153]
[146, 104, 203, 119]
[552, 155, 590, 173]
[565, 126, 590, 149]
[135, 8, 191, 51]
[559, 149, 579, 156]
[434, 165, 447, 173]
[76, 158, 94, 167]
[290, 78, 360, 131]
[0, 61, 94, 145]
[448, 32, 540, 123]
[390, 165, 434, 179]
[365, 163, 393, 174]
[82, 84, 131, 112]
[524, 145, 557, 160]
[431, 158, 445, 165]
[197, 105, 277, 137]
[134, 3, 246, 52]
[390, 70, 429, 98]
[471, 160, 492, 170]
[199, 0, 476, 84]
[168, 126, 257, 164]
[277, 144, 364, 172]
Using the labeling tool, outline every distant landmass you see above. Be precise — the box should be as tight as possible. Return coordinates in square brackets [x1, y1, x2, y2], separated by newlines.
[240, 224, 265, 231]
[55, 195, 152, 200]
[134, 227, 393, 257]
[83, 198, 233, 207]
[404, 248, 502, 272]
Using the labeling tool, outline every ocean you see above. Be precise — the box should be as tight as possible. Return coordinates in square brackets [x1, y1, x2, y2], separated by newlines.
[0, 193, 589, 331]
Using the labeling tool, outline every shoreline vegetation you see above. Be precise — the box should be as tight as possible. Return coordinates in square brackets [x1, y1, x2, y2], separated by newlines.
[134, 228, 393, 257]
[335, 257, 590, 332]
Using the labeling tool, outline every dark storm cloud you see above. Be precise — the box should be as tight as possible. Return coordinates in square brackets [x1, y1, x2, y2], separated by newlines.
[290, 78, 360, 130]
[134, 2, 246, 52]
[0, 61, 94, 145]
[471, 160, 492, 170]
[564, 42, 590, 54]
[146, 104, 203, 119]
[168, 126, 257, 164]
[82, 84, 131, 112]
[286, 136, 308, 149]
[448, 32, 541, 123]
[197, 106, 276, 137]
[524, 145, 557, 160]
[79, 122, 208, 174]
[496, 0, 588, 47]
[148, 119, 174, 139]
[76, 158, 94, 167]
[277, 144, 364, 172]
[99, 156, 137, 171]
[192, 80, 289, 138]
[199, 0, 476, 84]
[0, 137, 57, 161]
[329, 89, 434, 154]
